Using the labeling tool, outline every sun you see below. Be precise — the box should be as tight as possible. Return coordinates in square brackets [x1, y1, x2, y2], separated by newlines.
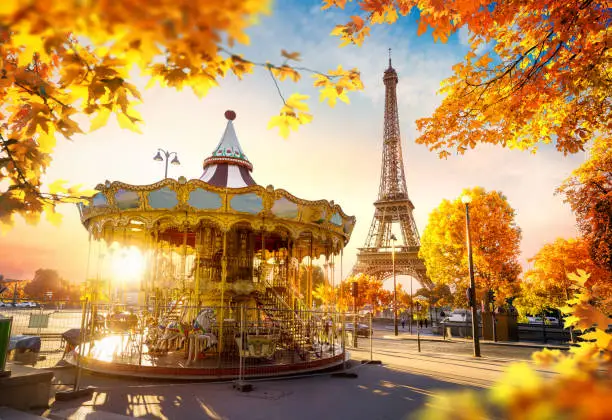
[111, 246, 145, 282]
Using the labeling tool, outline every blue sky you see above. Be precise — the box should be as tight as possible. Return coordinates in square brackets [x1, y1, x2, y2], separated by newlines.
[0, 0, 583, 291]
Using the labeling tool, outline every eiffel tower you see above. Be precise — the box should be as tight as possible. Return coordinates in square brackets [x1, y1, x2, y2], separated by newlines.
[352, 51, 431, 288]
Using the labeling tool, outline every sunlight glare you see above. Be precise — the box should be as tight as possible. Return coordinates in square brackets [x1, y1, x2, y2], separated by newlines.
[111, 246, 145, 282]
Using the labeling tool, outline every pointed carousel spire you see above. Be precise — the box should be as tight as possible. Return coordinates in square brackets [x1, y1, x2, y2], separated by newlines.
[200, 110, 256, 188]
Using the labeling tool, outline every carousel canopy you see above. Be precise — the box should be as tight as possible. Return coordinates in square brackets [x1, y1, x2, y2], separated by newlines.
[200, 110, 256, 188]
[78, 109, 356, 256]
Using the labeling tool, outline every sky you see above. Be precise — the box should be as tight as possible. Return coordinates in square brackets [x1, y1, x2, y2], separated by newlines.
[0, 0, 584, 292]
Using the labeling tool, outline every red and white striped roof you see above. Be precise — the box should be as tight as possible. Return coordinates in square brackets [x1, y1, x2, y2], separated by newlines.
[200, 110, 256, 188]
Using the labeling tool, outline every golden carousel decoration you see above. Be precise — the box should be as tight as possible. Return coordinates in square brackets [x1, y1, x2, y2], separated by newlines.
[72, 110, 356, 379]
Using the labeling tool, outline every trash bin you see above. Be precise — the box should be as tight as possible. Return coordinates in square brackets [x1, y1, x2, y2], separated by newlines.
[0, 317, 13, 373]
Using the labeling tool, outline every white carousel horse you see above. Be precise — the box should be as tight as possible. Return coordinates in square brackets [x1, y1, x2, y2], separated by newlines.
[187, 308, 218, 364]
[194, 308, 216, 331]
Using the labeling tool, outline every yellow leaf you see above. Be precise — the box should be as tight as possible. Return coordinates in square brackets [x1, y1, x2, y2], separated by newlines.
[490, 363, 542, 405]
[37, 132, 57, 154]
[48, 179, 68, 195]
[330, 25, 346, 37]
[0, 0, 20, 15]
[297, 113, 313, 124]
[45, 208, 63, 226]
[117, 112, 142, 133]
[90, 108, 111, 132]
[286, 93, 310, 112]
[267, 114, 293, 138]
[580, 329, 612, 351]
[383, 5, 398, 24]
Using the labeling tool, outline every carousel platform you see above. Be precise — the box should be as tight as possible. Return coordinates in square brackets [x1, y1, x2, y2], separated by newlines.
[65, 334, 346, 380]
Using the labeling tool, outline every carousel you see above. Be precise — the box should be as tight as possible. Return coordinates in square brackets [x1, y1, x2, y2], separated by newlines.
[71, 110, 356, 379]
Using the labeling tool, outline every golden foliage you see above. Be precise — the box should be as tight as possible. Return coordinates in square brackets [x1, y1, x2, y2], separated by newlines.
[0, 1, 364, 229]
[325, 0, 611, 156]
[516, 238, 612, 315]
[338, 273, 395, 313]
[419, 187, 522, 306]
[418, 270, 612, 419]
[558, 137, 612, 273]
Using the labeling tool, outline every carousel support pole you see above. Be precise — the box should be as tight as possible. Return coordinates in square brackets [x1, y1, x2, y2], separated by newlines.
[261, 228, 266, 282]
[218, 230, 228, 356]
[331, 252, 335, 310]
[194, 229, 201, 311]
[339, 248, 343, 313]
[308, 233, 313, 310]
[324, 253, 329, 311]
[181, 230, 188, 291]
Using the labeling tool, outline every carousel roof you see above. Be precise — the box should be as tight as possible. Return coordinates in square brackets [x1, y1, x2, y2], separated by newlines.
[78, 109, 356, 256]
[200, 110, 256, 188]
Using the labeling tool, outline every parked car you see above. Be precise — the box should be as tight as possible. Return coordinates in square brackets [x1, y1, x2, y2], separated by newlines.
[527, 316, 560, 325]
[345, 322, 371, 337]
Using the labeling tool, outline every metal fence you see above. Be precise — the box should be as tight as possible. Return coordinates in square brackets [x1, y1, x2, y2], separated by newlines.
[0, 304, 83, 368]
[2, 302, 353, 378]
[1, 301, 384, 377]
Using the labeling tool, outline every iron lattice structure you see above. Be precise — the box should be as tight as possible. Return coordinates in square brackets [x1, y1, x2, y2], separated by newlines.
[352, 55, 431, 288]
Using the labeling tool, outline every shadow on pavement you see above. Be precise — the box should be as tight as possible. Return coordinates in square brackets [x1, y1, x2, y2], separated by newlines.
[45, 361, 482, 420]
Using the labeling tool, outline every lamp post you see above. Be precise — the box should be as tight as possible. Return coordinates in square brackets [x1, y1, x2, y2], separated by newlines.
[391, 234, 398, 336]
[153, 149, 180, 179]
[462, 194, 481, 357]
[410, 276, 413, 334]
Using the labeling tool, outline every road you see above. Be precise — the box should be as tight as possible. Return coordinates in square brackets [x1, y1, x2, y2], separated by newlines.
[42, 332, 556, 420]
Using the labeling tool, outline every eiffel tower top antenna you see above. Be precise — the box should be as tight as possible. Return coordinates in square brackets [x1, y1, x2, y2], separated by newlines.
[388, 48, 392, 68]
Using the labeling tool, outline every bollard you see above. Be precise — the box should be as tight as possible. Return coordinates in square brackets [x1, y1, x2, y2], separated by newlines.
[369, 312, 373, 361]
[0, 317, 13, 377]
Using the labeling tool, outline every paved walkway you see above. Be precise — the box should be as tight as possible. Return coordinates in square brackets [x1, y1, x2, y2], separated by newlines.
[380, 327, 570, 350]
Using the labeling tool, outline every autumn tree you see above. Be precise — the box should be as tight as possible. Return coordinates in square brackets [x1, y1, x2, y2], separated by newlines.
[0, 279, 27, 302]
[419, 187, 522, 308]
[298, 264, 325, 299]
[0, 1, 363, 230]
[518, 237, 612, 314]
[23, 268, 70, 300]
[312, 282, 336, 308]
[325, 0, 611, 157]
[339, 273, 388, 312]
[415, 284, 452, 310]
[558, 137, 612, 272]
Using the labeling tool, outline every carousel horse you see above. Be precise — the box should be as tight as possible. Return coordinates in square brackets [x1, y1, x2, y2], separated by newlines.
[187, 308, 218, 364]
[151, 321, 187, 353]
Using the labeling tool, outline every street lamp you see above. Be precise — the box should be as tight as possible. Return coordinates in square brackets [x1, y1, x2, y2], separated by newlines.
[462, 194, 481, 357]
[153, 148, 180, 179]
[391, 234, 398, 336]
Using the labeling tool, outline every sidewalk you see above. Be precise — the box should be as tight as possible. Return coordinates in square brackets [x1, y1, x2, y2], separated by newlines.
[381, 327, 570, 350]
